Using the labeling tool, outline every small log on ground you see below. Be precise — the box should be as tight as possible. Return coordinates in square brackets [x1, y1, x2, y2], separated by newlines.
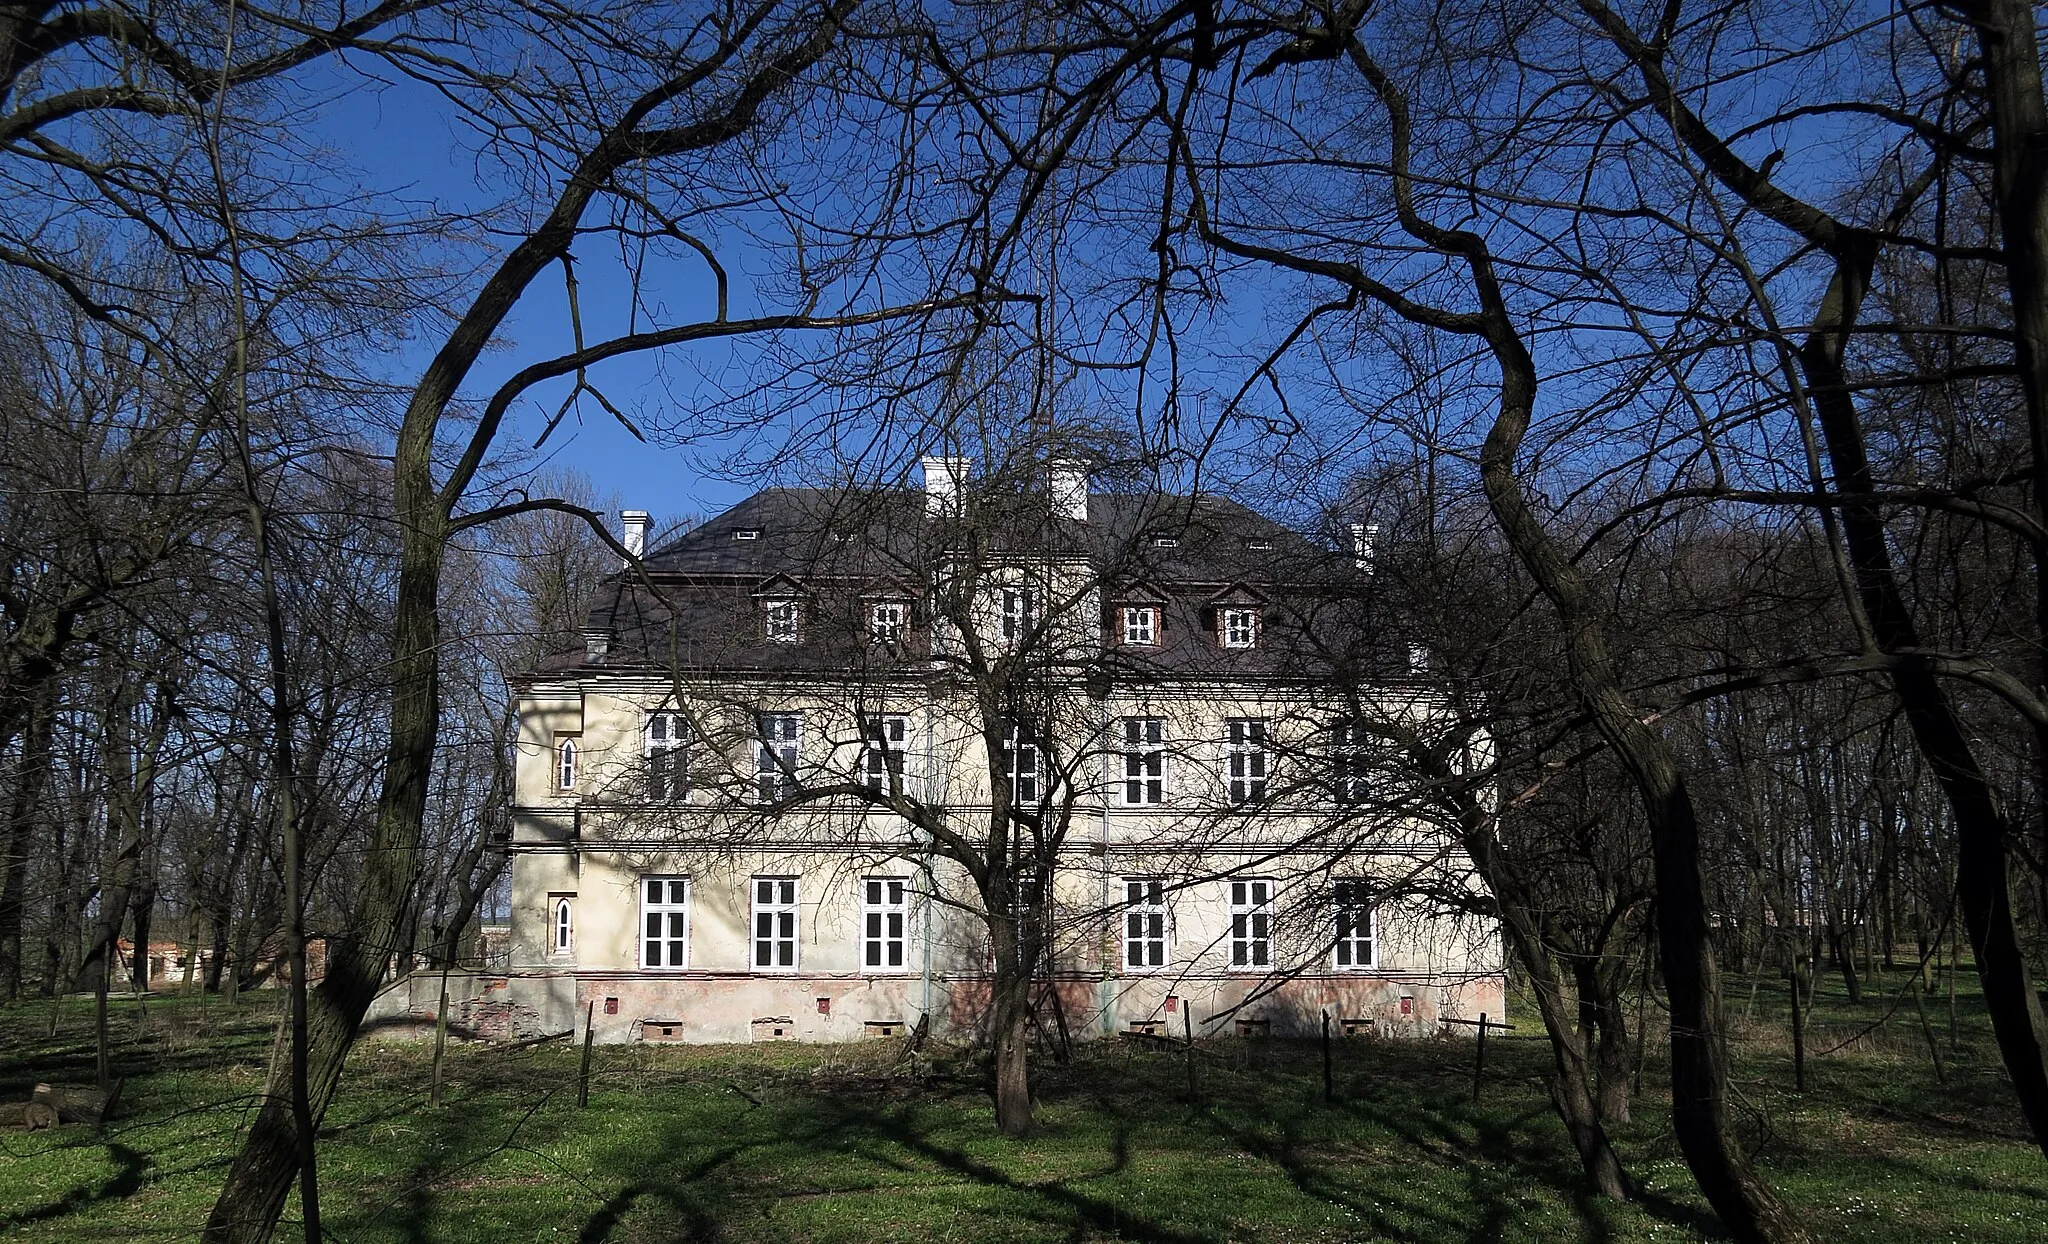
[31, 1080, 124, 1125]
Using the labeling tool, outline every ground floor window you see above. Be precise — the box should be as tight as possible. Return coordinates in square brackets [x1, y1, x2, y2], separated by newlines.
[641, 876, 689, 967]
[861, 877, 908, 971]
[1230, 878, 1273, 969]
[1333, 879, 1374, 968]
[1124, 878, 1168, 970]
[753, 877, 799, 969]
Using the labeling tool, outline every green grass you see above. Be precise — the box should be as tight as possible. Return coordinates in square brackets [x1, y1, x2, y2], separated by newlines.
[2, 974, 2044, 1242]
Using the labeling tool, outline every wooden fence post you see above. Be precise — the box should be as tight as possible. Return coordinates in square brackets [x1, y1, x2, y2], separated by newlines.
[430, 965, 451, 1108]
[578, 1001, 596, 1108]
[1321, 1010, 1334, 1104]
[1471, 1013, 1487, 1105]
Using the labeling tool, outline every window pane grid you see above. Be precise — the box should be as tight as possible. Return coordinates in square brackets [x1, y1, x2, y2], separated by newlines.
[1003, 719, 1039, 805]
[757, 713, 801, 802]
[1121, 716, 1164, 805]
[1227, 718, 1268, 805]
[1334, 879, 1375, 968]
[752, 877, 798, 969]
[1123, 878, 1167, 969]
[863, 714, 909, 793]
[1230, 878, 1272, 969]
[640, 876, 689, 968]
[861, 876, 909, 970]
[646, 713, 688, 801]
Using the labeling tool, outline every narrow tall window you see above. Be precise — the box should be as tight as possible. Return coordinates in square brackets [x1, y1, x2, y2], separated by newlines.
[1002, 719, 1039, 805]
[1221, 608, 1260, 649]
[1334, 879, 1374, 968]
[646, 712, 688, 801]
[862, 714, 908, 793]
[868, 600, 908, 645]
[1230, 878, 1273, 969]
[752, 877, 799, 970]
[553, 897, 573, 954]
[765, 598, 801, 643]
[1226, 718, 1268, 805]
[861, 877, 908, 971]
[1121, 716, 1164, 805]
[1121, 606, 1158, 645]
[757, 713, 801, 802]
[1123, 878, 1167, 970]
[556, 737, 578, 791]
[1332, 722, 1374, 806]
[640, 876, 689, 968]
[1000, 587, 1035, 644]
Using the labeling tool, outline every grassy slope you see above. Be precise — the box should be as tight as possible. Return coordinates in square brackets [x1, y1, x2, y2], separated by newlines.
[1, 975, 2043, 1242]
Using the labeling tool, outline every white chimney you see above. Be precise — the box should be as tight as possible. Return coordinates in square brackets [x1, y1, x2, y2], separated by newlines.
[620, 510, 651, 568]
[1048, 459, 1089, 521]
[921, 456, 970, 516]
[583, 627, 611, 664]
[1349, 522, 1379, 574]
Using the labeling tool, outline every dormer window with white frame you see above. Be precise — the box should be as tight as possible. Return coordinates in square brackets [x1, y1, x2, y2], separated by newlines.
[764, 598, 802, 643]
[1120, 605, 1159, 646]
[1221, 607, 1261, 649]
[868, 600, 908, 646]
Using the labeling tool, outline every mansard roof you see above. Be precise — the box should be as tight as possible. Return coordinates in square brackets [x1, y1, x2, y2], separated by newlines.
[532, 483, 1400, 680]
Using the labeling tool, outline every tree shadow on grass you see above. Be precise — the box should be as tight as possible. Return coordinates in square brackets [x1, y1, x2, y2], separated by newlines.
[0, 1141, 150, 1229]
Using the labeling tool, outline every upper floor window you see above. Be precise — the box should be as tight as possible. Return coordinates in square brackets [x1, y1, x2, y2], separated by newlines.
[1121, 716, 1165, 806]
[1120, 606, 1158, 646]
[555, 737, 578, 791]
[862, 714, 908, 794]
[757, 713, 801, 802]
[1229, 878, 1273, 969]
[1123, 878, 1168, 970]
[868, 600, 908, 645]
[1000, 587, 1036, 645]
[1221, 608, 1261, 649]
[646, 712, 688, 801]
[1333, 879, 1375, 968]
[752, 877, 799, 970]
[765, 598, 802, 643]
[641, 876, 690, 968]
[1002, 718, 1040, 805]
[1226, 718, 1268, 805]
[862, 877, 909, 971]
[552, 896, 573, 955]
[1332, 722, 1376, 806]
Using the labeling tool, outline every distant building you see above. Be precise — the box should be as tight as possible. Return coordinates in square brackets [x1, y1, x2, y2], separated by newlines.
[482, 461, 1502, 1043]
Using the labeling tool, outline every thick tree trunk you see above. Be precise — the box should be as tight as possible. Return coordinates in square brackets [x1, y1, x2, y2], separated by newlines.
[0, 685, 56, 998]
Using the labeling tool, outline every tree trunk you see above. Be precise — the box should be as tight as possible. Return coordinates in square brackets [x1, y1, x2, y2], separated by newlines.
[0, 684, 56, 999]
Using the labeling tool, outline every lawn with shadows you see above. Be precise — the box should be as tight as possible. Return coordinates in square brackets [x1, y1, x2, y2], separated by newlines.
[1, 977, 2044, 1242]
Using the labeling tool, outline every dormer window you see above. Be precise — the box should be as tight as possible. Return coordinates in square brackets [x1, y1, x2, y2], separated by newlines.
[734, 528, 762, 540]
[1221, 607, 1261, 649]
[1150, 534, 1179, 548]
[765, 598, 802, 643]
[1120, 606, 1159, 646]
[868, 600, 908, 645]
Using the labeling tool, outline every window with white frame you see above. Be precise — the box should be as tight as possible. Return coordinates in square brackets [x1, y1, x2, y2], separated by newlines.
[756, 712, 801, 802]
[1226, 718, 1268, 805]
[1000, 586, 1035, 644]
[764, 598, 802, 643]
[1121, 716, 1164, 805]
[862, 713, 908, 793]
[1229, 878, 1273, 969]
[640, 876, 689, 967]
[555, 737, 578, 791]
[868, 600, 908, 645]
[1002, 718, 1039, 805]
[1120, 605, 1158, 645]
[752, 877, 799, 969]
[1332, 722, 1375, 805]
[1220, 607, 1261, 649]
[1123, 878, 1168, 970]
[552, 896, 573, 954]
[861, 876, 908, 971]
[1333, 879, 1374, 968]
[646, 712, 688, 801]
